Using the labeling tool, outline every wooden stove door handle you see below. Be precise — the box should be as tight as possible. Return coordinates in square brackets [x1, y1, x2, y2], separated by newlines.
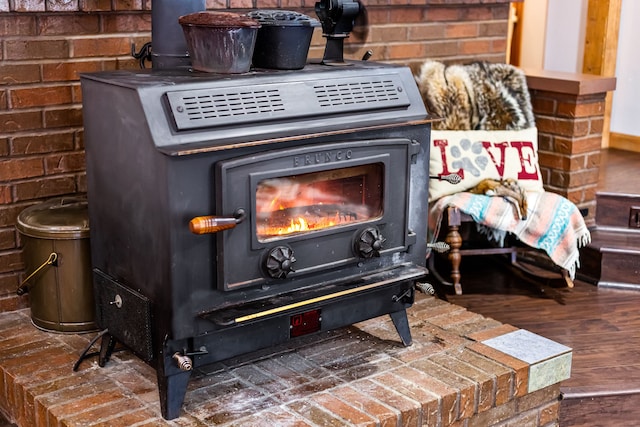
[189, 209, 246, 235]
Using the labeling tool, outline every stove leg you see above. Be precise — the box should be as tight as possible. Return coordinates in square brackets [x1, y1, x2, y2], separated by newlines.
[389, 309, 412, 346]
[98, 333, 116, 367]
[158, 370, 191, 420]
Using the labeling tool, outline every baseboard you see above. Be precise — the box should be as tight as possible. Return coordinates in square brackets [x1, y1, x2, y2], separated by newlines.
[610, 132, 640, 153]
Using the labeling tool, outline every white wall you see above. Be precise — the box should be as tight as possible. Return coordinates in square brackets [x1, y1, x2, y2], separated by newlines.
[609, 0, 640, 136]
[543, 0, 587, 72]
[523, 0, 639, 139]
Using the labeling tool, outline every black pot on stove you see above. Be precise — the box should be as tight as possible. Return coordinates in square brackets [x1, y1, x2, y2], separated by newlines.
[248, 10, 321, 70]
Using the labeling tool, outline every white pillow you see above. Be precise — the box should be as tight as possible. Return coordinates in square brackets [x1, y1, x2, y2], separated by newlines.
[429, 127, 543, 202]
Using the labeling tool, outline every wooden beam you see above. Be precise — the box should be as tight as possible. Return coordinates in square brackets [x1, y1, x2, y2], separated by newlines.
[582, 0, 622, 148]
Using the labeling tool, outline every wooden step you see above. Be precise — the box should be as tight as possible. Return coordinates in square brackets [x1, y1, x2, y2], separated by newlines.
[578, 228, 640, 289]
[595, 192, 640, 229]
[560, 392, 640, 427]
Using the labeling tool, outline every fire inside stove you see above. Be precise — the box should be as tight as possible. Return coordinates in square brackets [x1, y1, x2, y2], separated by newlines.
[256, 163, 383, 240]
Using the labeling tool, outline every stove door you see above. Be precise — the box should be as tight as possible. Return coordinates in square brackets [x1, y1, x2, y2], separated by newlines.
[214, 138, 419, 291]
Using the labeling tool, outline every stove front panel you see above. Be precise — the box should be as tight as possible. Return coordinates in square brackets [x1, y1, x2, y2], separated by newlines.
[214, 138, 418, 291]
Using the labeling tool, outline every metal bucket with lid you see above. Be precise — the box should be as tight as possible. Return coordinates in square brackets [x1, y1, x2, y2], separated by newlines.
[16, 197, 96, 333]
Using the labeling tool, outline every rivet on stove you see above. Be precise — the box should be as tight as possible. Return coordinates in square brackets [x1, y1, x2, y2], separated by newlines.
[176, 106, 184, 113]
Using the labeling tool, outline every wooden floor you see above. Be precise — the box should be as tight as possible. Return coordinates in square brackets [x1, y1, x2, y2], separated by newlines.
[431, 148, 640, 426]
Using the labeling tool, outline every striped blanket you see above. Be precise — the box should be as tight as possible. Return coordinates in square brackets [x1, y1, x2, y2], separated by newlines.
[429, 191, 591, 279]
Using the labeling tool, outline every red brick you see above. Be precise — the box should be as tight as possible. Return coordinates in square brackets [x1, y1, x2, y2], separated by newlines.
[389, 7, 427, 24]
[539, 401, 561, 426]
[465, 5, 508, 21]
[480, 21, 508, 37]
[42, 61, 103, 82]
[428, 307, 486, 329]
[228, 0, 254, 8]
[332, 385, 400, 427]
[0, 274, 19, 294]
[0, 204, 24, 228]
[531, 97, 557, 115]
[79, 0, 112, 11]
[112, 0, 143, 11]
[12, 0, 44, 12]
[554, 135, 602, 155]
[0, 64, 41, 85]
[44, 152, 86, 174]
[0, 15, 36, 36]
[350, 378, 421, 426]
[71, 36, 132, 58]
[538, 151, 568, 170]
[255, 0, 280, 8]
[426, 6, 462, 22]
[0, 186, 11, 204]
[0, 158, 44, 181]
[228, 407, 314, 426]
[459, 39, 492, 55]
[467, 324, 519, 342]
[589, 117, 604, 135]
[103, 12, 152, 33]
[409, 23, 445, 41]
[557, 99, 605, 118]
[11, 132, 75, 155]
[491, 38, 507, 53]
[386, 43, 425, 60]
[38, 14, 99, 35]
[76, 173, 87, 193]
[467, 399, 518, 427]
[5, 40, 70, 60]
[410, 358, 476, 420]
[10, 85, 73, 108]
[55, 396, 146, 426]
[536, 116, 590, 138]
[286, 400, 351, 427]
[0, 251, 22, 274]
[430, 352, 495, 413]
[370, 26, 409, 43]
[44, 106, 83, 129]
[0, 111, 43, 133]
[13, 176, 77, 202]
[372, 371, 441, 427]
[468, 342, 529, 398]
[445, 22, 479, 38]
[457, 348, 514, 406]
[311, 392, 378, 427]
[207, 0, 228, 9]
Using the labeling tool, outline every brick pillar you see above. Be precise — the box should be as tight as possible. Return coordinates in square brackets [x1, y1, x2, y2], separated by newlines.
[524, 70, 616, 225]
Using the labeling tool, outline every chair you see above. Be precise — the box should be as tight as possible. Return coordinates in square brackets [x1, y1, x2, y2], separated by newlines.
[415, 60, 590, 294]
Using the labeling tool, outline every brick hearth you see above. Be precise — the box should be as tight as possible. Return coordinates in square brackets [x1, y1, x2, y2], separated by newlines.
[0, 292, 568, 427]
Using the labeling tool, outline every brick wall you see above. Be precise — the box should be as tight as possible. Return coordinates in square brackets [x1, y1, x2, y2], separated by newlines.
[525, 70, 617, 225]
[0, 0, 513, 312]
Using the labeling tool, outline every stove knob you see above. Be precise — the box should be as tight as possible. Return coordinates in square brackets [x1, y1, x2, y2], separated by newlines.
[264, 246, 296, 279]
[355, 227, 386, 258]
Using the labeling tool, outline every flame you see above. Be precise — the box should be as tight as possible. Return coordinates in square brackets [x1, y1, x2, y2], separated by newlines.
[260, 214, 345, 238]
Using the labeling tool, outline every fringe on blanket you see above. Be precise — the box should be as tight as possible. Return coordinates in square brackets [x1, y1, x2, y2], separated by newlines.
[428, 191, 591, 280]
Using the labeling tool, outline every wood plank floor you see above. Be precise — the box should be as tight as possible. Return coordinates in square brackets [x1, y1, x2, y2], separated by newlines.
[431, 148, 640, 426]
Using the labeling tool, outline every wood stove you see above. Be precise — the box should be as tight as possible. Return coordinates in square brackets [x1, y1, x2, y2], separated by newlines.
[80, 1, 433, 420]
[81, 62, 432, 419]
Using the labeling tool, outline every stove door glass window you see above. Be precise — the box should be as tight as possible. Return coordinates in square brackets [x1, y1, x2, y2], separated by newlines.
[256, 164, 383, 241]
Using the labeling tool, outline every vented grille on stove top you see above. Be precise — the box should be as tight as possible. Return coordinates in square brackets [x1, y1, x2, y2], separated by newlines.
[166, 74, 411, 131]
[313, 79, 401, 107]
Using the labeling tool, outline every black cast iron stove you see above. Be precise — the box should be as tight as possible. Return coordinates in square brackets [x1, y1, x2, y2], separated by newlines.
[80, 0, 433, 420]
